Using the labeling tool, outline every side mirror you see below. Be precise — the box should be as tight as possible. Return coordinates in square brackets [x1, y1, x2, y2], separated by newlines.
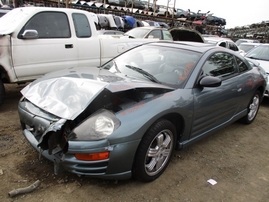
[199, 76, 221, 87]
[21, 30, 38, 39]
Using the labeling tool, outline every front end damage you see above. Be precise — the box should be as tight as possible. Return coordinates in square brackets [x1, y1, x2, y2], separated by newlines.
[18, 76, 172, 178]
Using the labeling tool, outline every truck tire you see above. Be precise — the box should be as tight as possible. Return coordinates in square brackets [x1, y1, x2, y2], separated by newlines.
[0, 80, 5, 107]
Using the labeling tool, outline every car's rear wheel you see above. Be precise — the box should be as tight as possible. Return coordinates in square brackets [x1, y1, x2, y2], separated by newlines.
[240, 90, 261, 124]
[0, 80, 5, 107]
[133, 119, 176, 182]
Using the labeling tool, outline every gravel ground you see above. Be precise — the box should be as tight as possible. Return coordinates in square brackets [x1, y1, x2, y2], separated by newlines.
[0, 83, 269, 202]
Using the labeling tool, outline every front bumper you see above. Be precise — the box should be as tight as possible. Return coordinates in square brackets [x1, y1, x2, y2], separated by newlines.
[18, 100, 140, 180]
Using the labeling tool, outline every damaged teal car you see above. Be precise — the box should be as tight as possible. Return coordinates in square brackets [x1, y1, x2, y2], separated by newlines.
[18, 41, 267, 182]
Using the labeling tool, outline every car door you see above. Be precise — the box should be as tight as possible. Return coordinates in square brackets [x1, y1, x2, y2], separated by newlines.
[191, 52, 242, 138]
[13, 11, 78, 81]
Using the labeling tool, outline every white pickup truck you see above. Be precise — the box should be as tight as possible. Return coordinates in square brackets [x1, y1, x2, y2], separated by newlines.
[0, 7, 156, 106]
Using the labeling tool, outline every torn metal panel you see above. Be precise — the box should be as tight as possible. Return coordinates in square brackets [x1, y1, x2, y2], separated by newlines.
[37, 119, 68, 155]
[21, 69, 173, 120]
[21, 77, 108, 120]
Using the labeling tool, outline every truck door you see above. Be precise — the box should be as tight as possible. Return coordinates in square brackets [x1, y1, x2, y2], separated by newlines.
[72, 13, 101, 68]
[13, 11, 78, 81]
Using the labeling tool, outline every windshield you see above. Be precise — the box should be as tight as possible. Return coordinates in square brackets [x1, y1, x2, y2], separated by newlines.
[239, 44, 257, 52]
[102, 44, 201, 88]
[246, 45, 269, 61]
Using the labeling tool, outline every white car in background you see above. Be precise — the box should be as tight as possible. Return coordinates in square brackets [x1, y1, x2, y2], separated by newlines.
[204, 36, 240, 53]
[245, 43, 269, 97]
[235, 38, 260, 46]
[238, 42, 261, 56]
[123, 27, 173, 40]
[156, 5, 175, 17]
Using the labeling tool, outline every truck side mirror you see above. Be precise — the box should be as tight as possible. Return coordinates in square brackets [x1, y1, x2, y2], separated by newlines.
[21, 30, 38, 39]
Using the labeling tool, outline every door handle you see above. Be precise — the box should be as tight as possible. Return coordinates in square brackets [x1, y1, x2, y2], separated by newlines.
[65, 44, 73, 48]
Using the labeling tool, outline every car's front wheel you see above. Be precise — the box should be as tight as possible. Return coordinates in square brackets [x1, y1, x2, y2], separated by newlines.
[133, 119, 176, 182]
[240, 90, 261, 124]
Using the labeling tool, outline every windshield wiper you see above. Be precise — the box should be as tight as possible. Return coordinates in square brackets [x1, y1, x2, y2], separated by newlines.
[125, 65, 160, 83]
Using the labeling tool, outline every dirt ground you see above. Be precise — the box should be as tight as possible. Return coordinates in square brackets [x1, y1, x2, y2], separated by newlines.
[0, 83, 269, 202]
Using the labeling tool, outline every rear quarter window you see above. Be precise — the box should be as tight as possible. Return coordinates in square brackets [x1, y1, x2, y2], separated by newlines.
[72, 13, 92, 38]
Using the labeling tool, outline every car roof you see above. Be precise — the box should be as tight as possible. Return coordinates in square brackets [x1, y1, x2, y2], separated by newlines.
[97, 30, 124, 34]
[147, 41, 221, 53]
[129, 27, 168, 31]
[259, 43, 269, 46]
[239, 42, 261, 46]
[236, 39, 259, 42]
[204, 36, 233, 42]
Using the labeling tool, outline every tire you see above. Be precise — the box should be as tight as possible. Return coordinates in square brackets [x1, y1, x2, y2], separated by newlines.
[240, 90, 261, 124]
[0, 80, 5, 107]
[133, 119, 176, 182]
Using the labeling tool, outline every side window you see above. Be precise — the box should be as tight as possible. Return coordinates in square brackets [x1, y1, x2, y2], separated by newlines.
[22, 12, 70, 38]
[163, 30, 173, 40]
[219, 42, 227, 48]
[148, 30, 161, 39]
[202, 52, 237, 79]
[236, 57, 249, 72]
[72, 13, 91, 38]
[229, 42, 239, 51]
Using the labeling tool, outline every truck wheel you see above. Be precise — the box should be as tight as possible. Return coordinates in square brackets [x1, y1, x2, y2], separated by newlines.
[0, 80, 5, 106]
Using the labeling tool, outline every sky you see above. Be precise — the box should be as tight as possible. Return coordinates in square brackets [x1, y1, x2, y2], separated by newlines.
[156, 0, 269, 29]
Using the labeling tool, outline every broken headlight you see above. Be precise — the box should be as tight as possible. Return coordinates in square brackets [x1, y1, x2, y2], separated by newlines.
[71, 109, 121, 141]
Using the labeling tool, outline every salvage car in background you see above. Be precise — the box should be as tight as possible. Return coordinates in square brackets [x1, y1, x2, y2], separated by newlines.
[124, 27, 173, 40]
[174, 8, 189, 18]
[245, 43, 269, 97]
[204, 36, 240, 52]
[124, 27, 205, 42]
[238, 42, 261, 56]
[97, 29, 124, 35]
[170, 27, 205, 42]
[18, 41, 266, 182]
[235, 38, 260, 46]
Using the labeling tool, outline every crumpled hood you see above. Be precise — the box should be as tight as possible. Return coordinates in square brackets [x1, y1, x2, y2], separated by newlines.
[21, 67, 172, 120]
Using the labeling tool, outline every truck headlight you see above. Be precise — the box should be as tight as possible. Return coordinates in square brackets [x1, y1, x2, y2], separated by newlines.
[71, 109, 120, 141]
